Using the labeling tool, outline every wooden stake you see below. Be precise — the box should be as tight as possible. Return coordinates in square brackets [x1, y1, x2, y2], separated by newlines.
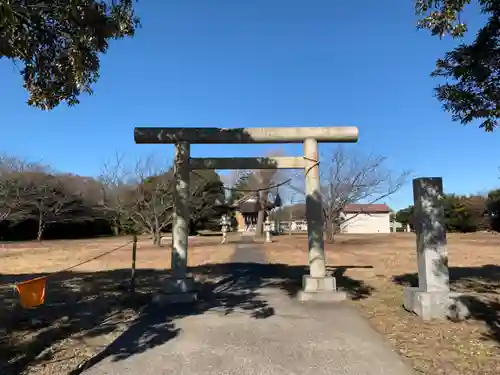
[131, 234, 137, 292]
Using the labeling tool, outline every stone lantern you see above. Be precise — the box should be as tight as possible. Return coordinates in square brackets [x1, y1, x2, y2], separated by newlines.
[264, 215, 272, 243]
[220, 214, 230, 244]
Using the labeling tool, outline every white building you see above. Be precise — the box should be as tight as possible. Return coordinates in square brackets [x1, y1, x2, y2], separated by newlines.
[340, 204, 392, 234]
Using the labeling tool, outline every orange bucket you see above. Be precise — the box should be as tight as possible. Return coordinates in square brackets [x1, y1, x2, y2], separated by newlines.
[15, 277, 47, 309]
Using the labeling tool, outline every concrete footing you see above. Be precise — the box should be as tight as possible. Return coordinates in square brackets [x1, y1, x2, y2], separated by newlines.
[403, 287, 470, 321]
[297, 275, 347, 302]
[152, 277, 198, 305]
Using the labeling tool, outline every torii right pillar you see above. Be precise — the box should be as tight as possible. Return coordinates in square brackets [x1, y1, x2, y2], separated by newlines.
[298, 138, 347, 302]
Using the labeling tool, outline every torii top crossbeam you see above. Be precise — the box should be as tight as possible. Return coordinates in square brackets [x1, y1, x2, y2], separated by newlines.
[134, 126, 359, 144]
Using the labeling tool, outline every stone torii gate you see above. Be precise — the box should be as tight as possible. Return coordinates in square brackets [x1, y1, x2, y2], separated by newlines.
[134, 126, 358, 303]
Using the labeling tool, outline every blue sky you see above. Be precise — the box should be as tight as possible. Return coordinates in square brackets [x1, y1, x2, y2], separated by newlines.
[0, 0, 498, 210]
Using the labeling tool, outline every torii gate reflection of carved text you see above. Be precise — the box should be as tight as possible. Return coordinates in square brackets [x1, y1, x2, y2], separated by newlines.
[134, 127, 359, 302]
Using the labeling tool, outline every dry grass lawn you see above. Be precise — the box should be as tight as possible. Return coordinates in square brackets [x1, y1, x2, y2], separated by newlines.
[264, 232, 500, 375]
[0, 235, 235, 375]
[1, 232, 500, 375]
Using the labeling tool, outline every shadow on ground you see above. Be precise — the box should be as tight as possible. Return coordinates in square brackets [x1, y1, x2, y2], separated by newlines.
[0, 263, 374, 374]
[393, 264, 500, 345]
[193, 262, 375, 302]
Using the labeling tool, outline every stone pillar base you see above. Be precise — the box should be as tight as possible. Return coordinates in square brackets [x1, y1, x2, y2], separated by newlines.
[297, 275, 347, 302]
[403, 287, 470, 321]
[152, 277, 198, 305]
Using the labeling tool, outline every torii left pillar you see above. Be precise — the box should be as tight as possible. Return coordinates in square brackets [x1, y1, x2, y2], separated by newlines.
[153, 141, 197, 304]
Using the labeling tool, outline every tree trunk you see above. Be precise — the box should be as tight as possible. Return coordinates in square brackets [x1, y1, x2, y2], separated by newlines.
[152, 216, 162, 246]
[325, 217, 336, 243]
[255, 210, 265, 236]
[189, 219, 197, 236]
[112, 224, 119, 236]
[154, 229, 162, 247]
[255, 191, 267, 236]
[37, 212, 45, 241]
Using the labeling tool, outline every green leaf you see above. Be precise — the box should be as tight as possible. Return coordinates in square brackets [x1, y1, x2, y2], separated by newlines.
[0, 0, 140, 110]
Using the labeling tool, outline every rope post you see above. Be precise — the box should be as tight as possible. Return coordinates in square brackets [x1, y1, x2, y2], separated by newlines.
[131, 234, 137, 292]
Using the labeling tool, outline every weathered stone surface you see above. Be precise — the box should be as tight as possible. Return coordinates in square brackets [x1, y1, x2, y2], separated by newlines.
[302, 275, 336, 292]
[304, 137, 326, 278]
[189, 156, 307, 170]
[134, 126, 359, 144]
[160, 277, 196, 294]
[298, 290, 348, 302]
[413, 177, 449, 292]
[172, 142, 190, 278]
[403, 287, 469, 321]
[404, 177, 469, 320]
[152, 277, 198, 306]
[297, 275, 347, 302]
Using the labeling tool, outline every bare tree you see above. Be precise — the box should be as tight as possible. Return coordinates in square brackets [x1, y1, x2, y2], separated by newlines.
[132, 170, 175, 245]
[8, 172, 88, 240]
[0, 155, 51, 227]
[321, 147, 409, 242]
[98, 154, 133, 235]
[288, 147, 409, 242]
[99, 154, 174, 245]
[57, 173, 111, 224]
[0, 153, 49, 174]
[242, 150, 291, 236]
[249, 172, 277, 236]
[100, 154, 225, 245]
[0, 178, 30, 225]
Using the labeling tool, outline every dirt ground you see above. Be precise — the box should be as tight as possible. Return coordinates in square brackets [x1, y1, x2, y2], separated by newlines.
[263, 232, 500, 375]
[1, 232, 499, 375]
